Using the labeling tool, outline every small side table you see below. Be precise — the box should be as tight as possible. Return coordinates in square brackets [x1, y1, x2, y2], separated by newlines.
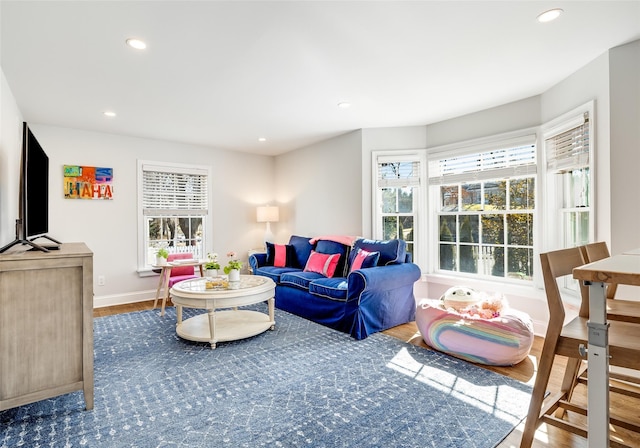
[247, 248, 264, 274]
[153, 260, 205, 316]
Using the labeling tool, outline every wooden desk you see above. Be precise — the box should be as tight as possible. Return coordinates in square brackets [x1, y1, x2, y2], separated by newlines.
[153, 260, 205, 316]
[573, 251, 640, 447]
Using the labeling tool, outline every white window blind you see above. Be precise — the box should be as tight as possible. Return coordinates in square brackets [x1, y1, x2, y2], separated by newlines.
[428, 135, 537, 185]
[377, 160, 421, 188]
[546, 112, 589, 173]
[142, 168, 208, 216]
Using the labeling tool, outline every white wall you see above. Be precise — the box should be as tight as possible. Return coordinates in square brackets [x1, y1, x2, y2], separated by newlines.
[609, 40, 640, 255]
[0, 69, 24, 246]
[0, 105, 275, 307]
[273, 125, 428, 242]
[541, 50, 611, 249]
[426, 96, 541, 149]
[274, 130, 363, 240]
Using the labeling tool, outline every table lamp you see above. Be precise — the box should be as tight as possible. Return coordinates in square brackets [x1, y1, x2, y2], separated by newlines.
[256, 205, 279, 244]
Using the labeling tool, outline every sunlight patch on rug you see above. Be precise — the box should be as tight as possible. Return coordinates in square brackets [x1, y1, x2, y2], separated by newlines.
[388, 346, 529, 426]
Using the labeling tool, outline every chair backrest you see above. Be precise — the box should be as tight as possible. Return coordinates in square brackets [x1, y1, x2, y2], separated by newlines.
[167, 252, 195, 276]
[580, 242, 617, 299]
[540, 247, 590, 335]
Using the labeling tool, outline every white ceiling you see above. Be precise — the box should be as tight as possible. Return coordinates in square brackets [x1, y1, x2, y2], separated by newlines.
[2, 1, 639, 156]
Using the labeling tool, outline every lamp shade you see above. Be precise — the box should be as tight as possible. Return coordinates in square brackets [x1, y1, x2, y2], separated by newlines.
[256, 205, 279, 223]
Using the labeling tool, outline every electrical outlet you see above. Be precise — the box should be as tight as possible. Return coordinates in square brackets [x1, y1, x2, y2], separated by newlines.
[98, 275, 105, 286]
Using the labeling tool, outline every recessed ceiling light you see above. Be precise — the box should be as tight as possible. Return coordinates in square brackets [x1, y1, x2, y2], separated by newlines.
[126, 38, 147, 50]
[537, 8, 563, 23]
[337, 102, 351, 109]
[258, 137, 267, 142]
[103, 111, 116, 117]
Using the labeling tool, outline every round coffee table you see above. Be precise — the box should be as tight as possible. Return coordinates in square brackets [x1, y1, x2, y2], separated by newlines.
[170, 275, 276, 349]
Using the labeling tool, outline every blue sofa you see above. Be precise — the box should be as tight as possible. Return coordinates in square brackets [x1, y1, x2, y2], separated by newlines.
[249, 235, 421, 340]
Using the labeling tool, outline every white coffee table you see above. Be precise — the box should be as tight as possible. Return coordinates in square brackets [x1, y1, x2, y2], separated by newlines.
[170, 275, 276, 349]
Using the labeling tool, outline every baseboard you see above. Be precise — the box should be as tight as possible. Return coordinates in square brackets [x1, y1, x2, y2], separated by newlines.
[94, 290, 156, 308]
[96, 287, 550, 335]
[530, 318, 548, 337]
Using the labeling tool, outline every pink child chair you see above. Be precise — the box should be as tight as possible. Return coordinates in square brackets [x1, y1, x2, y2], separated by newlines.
[155, 252, 200, 316]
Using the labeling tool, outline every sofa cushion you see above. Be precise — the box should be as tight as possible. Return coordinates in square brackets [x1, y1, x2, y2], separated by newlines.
[309, 277, 348, 301]
[266, 242, 295, 267]
[353, 238, 406, 265]
[288, 235, 313, 269]
[314, 240, 350, 276]
[280, 270, 325, 290]
[253, 266, 301, 284]
[304, 251, 341, 278]
[348, 248, 380, 273]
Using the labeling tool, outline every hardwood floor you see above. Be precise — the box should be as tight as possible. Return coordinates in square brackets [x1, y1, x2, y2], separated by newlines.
[95, 301, 640, 448]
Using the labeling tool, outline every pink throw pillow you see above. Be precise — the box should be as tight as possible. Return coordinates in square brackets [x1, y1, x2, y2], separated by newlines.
[273, 244, 288, 267]
[304, 251, 340, 278]
[349, 249, 380, 273]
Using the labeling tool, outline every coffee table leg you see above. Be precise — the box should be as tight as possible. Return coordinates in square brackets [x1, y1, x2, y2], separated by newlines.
[176, 305, 182, 325]
[208, 309, 217, 349]
[268, 297, 275, 330]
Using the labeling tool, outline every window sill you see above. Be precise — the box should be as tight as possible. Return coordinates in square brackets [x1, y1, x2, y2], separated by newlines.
[422, 272, 581, 312]
[138, 268, 160, 278]
[423, 273, 546, 301]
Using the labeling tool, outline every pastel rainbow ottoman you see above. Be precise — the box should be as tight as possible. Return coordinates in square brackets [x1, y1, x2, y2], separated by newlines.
[415, 299, 534, 366]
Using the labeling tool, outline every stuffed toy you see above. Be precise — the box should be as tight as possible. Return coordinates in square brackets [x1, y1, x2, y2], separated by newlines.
[441, 286, 506, 319]
[441, 286, 480, 310]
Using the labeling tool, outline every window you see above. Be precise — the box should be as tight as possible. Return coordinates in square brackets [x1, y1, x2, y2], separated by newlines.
[373, 152, 423, 262]
[428, 135, 537, 281]
[138, 161, 210, 270]
[543, 108, 593, 249]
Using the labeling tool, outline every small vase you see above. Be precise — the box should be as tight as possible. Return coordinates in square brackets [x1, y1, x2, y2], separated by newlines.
[156, 256, 167, 266]
[205, 269, 218, 278]
[228, 269, 240, 282]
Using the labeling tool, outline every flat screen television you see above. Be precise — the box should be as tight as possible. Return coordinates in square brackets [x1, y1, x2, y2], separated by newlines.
[0, 122, 60, 253]
[24, 124, 49, 238]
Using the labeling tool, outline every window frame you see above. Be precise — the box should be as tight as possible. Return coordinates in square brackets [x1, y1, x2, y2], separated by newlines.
[426, 128, 539, 284]
[137, 160, 212, 274]
[371, 150, 426, 265]
[434, 177, 536, 280]
[541, 101, 595, 252]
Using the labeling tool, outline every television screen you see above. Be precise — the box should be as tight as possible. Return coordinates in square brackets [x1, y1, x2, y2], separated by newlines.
[23, 125, 49, 238]
[0, 122, 55, 253]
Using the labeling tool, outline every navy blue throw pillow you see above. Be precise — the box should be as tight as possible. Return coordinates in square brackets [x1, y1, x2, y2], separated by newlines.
[266, 242, 296, 267]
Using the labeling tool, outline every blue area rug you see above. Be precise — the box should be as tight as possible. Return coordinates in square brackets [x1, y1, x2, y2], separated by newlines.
[0, 305, 531, 447]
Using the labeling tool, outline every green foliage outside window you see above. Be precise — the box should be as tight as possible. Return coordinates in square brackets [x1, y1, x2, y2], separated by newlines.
[381, 186, 415, 260]
[147, 216, 204, 263]
[438, 176, 535, 280]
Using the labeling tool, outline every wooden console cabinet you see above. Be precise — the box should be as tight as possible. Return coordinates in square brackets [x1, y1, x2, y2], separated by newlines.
[0, 242, 94, 411]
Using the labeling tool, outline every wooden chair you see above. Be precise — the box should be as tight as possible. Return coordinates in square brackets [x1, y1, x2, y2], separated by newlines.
[581, 241, 640, 324]
[520, 246, 640, 448]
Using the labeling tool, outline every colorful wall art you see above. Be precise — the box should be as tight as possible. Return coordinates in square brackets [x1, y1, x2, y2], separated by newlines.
[64, 165, 114, 200]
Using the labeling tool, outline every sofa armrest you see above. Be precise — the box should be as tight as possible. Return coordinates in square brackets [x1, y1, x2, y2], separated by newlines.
[347, 262, 421, 339]
[249, 253, 267, 272]
[347, 263, 421, 302]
